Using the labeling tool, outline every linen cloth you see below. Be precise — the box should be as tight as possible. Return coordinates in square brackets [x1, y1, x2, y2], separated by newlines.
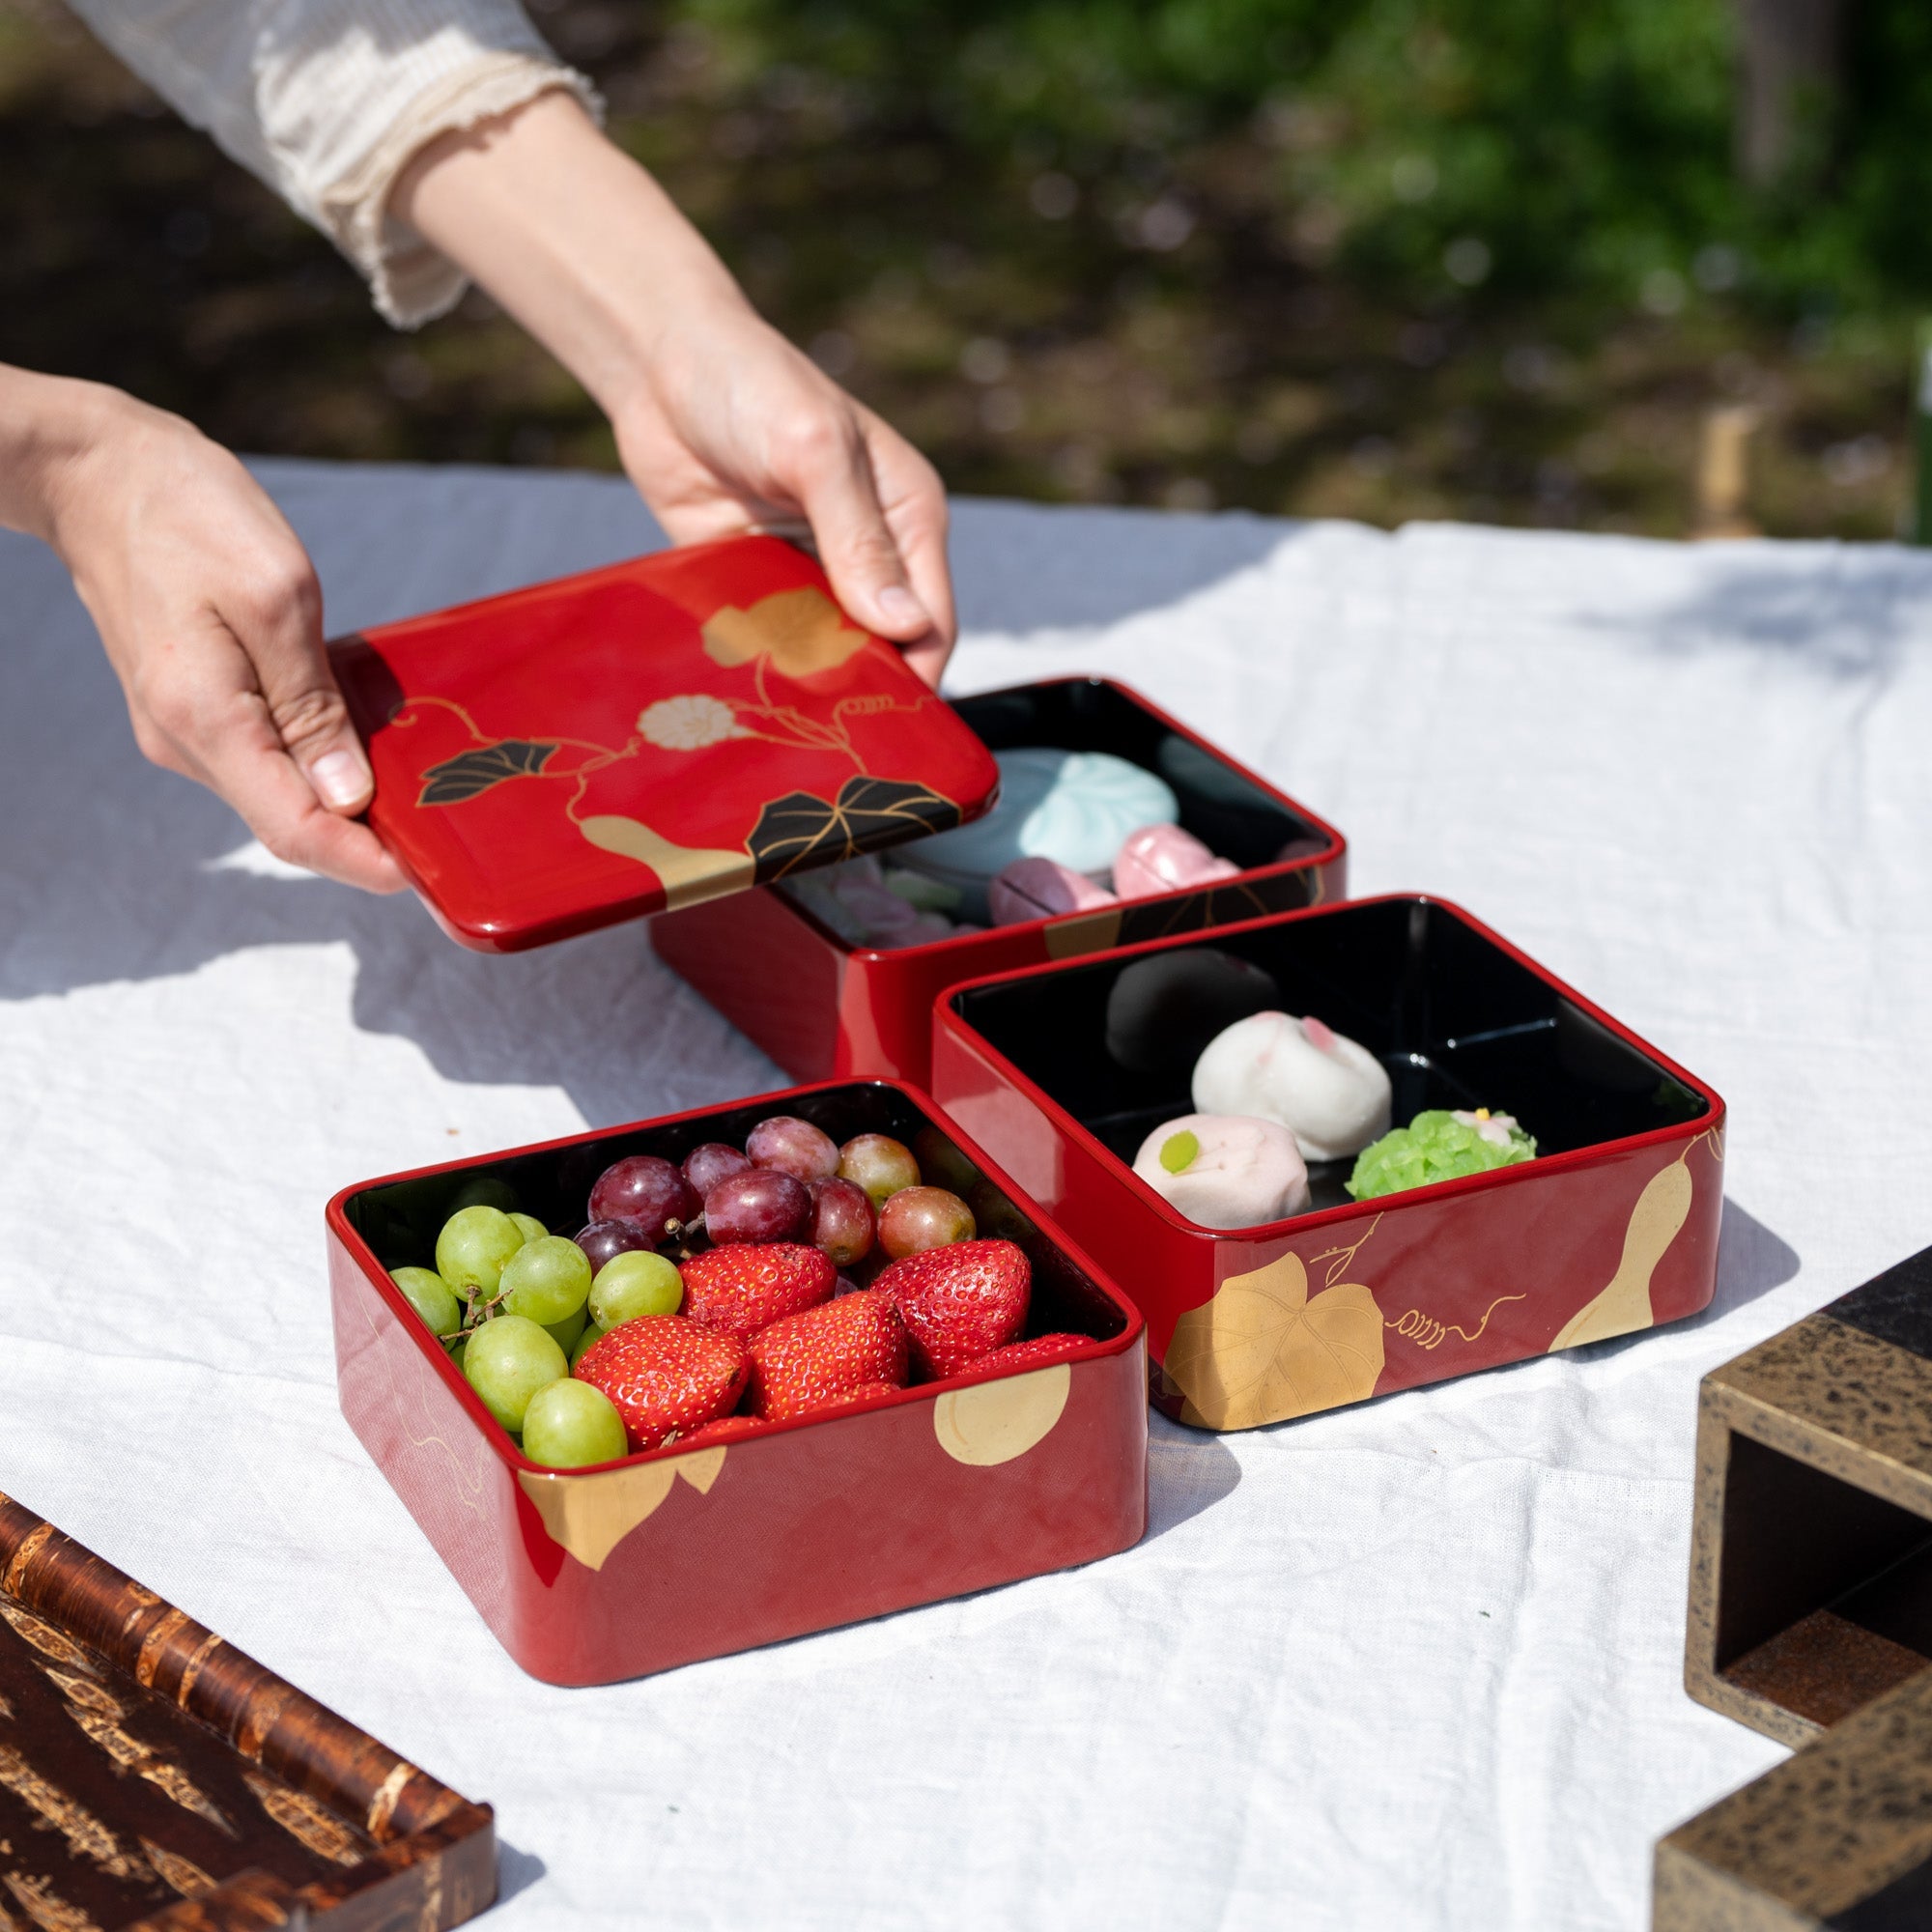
[3, 460, 1928, 1931]
[61, 1, 594, 324]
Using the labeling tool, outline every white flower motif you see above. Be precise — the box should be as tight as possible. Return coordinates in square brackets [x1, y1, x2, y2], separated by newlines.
[638, 694, 744, 751]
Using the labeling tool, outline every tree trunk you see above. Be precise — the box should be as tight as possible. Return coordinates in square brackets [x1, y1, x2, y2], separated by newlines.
[1735, 0, 1850, 185]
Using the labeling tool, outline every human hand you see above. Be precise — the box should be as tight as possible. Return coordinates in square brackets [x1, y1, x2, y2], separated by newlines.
[11, 373, 404, 893]
[608, 308, 954, 688]
[393, 93, 956, 685]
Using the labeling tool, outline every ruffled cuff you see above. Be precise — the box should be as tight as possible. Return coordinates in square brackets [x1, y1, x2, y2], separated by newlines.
[317, 52, 604, 328]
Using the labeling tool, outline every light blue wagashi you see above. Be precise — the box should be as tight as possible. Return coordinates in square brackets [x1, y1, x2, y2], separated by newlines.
[895, 747, 1179, 917]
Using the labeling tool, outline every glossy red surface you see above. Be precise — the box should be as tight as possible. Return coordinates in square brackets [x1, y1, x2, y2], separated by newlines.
[929, 895, 1727, 1432]
[652, 677, 1348, 1086]
[330, 538, 998, 952]
[327, 1081, 1147, 1685]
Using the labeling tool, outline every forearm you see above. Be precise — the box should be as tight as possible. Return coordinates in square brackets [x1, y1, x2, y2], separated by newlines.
[391, 92, 740, 421]
[0, 366, 128, 551]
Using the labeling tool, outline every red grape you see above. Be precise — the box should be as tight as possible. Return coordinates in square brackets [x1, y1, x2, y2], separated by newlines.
[877, 1186, 976, 1259]
[574, 1219, 652, 1274]
[683, 1142, 753, 1198]
[588, 1155, 699, 1242]
[837, 1133, 921, 1208]
[703, 1167, 811, 1244]
[809, 1177, 876, 1267]
[746, 1115, 839, 1182]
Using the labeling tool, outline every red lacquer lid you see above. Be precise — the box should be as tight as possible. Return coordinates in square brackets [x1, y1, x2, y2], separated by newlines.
[331, 537, 998, 952]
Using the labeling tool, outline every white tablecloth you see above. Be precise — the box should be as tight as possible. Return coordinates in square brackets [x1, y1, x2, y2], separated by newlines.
[6, 461, 1930, 1931]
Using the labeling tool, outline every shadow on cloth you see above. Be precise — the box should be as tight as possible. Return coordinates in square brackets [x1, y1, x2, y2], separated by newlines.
[1587, 542, 1932, 682]
[1145, 1416, 1243, 1541]
[494, 1840, 548, 1909]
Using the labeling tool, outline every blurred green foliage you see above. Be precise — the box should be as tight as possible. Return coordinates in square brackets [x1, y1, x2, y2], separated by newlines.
[680, 0, 1932, 311]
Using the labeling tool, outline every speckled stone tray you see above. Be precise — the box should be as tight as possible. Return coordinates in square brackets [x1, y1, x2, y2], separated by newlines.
[0, 1492, 494, 1932]
[1653, 1247, 1932, 1929]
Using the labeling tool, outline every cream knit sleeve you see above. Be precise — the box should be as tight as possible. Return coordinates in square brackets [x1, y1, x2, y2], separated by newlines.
[64, 0, 603, 327]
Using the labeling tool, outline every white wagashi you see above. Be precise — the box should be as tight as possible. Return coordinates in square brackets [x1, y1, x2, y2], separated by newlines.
[1131, 1113, 1310, 1230]
[1190, 1011, 1392, 1162]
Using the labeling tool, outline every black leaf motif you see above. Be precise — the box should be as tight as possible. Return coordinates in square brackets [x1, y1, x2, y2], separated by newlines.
[417, 741, 559, 807]
[746, 775, 963, 881]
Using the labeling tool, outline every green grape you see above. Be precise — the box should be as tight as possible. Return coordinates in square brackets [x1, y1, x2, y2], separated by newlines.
[389, 1266, 460, 1337]
[570, 1323, 609, 1371]
[509, 1211, 549, 1244]
[544, 1304, 588, 1351]
[589, 1250, 683, 1327]
[446, 1338, 468, 1375]
[522, 1378, 628, 1468]
[463, 1316, 566, 1431]
[499, 1236, 592, 1325]
[436, 1206, 526, 1297]
[450, 1175, 519, 1215]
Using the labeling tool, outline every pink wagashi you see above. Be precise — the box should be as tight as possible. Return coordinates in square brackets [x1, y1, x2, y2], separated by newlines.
[988, 856, 1119, 926]
[1112, 822, 1240, 900]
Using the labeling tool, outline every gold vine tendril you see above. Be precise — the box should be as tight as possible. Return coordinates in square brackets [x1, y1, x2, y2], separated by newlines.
[1308, 1213, 1383, 1290]
[1386, 1293, 1526, 1351]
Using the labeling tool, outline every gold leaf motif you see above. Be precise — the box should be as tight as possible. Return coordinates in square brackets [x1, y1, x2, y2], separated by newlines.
[1548, 1155, 1694, 1352]
[701, 587, 868, 678]
[1165, 1252, 1386, 1431]
[133, 1763, 237, 1838]
[933, 1365, 1071, 1466]
[56, 1695, 235, 1836]
[0, 1747, 148, 1881]
[575, 816, 756, 911]
[242, 1771, 364, 1866]
[139, 1838, 215, 1899]
[0, 1606, 93, 1671]
[3, 1873, 102, 1932]
[39, 1671, 119, 1719]
[517, 1447, 727, 1572]
[1042, 907, 1125, 960]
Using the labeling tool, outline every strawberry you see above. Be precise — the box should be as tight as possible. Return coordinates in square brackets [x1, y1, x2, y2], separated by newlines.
[575, 1316, 749, 1451]
[746, 1290, 908, 1420]
[952, 1333, 1090, 1378]
[672, 1413, 768, 1449]
[680, 1241, 836, 1340]
[876, 1238, 1031, 1379]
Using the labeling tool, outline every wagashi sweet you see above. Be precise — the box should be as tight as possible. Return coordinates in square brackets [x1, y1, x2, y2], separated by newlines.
[1190, 1010, 1392, 1162]
[1112, 822, 1240, 899]
[1346, 1108, 1536, 1201]
[895, 748, 1179, 919]
[988, 856, 1118, 925]
[1131, 1113, 1310, 1229]
[1103, 947, 1280, 1073]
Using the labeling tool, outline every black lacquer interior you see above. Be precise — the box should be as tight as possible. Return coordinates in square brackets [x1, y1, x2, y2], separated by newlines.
[949, 896, 1711, 1210]
[344, 1082, 1128, 1346]
[950, 677, 1323, 869]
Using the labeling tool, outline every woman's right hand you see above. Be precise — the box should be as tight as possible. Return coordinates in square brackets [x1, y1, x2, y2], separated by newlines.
[1, 368, 404, 893]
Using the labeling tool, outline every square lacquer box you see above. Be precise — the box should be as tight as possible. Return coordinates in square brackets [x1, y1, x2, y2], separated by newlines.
[651, 676, 1348, 1087]
[327, 1081, 1147, 1685]
[929, 895, 1726, 1431]
[330, 537, 1000, 952]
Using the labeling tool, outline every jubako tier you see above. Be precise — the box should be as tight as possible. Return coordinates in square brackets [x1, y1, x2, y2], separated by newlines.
[929, 895, 1725, 1432]
[651, 677, 1347, 1087]
[327, 1081, 1146, 1686]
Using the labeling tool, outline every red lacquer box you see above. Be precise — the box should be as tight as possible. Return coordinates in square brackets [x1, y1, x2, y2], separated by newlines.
[929, 895, 1726, 1431]
[652, 676, 1348, 1087]
[327, 1081, 1147, 1685]
[329, 537, 999, 952]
